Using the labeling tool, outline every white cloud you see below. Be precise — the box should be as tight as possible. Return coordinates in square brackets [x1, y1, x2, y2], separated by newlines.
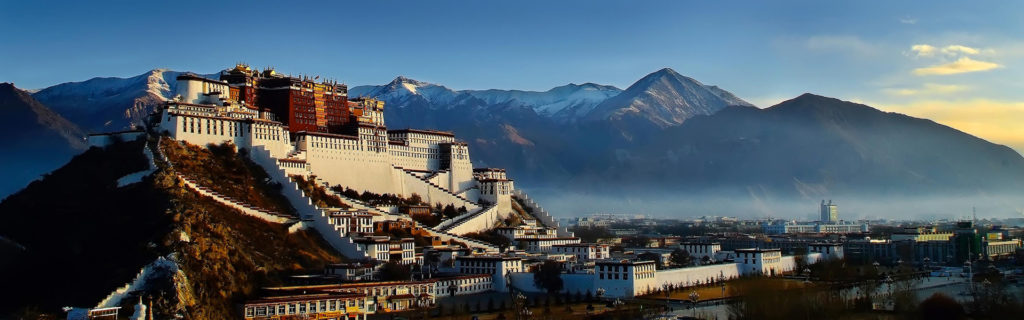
[805, 35, 879, 56]
[910, 44, 938, 57]
[883, 83, 969, 96]
[941, 45, 981, 55]
[909, 44, 988, 58]
[913, 57, 1001, 75]
[899, 17, 918, 25]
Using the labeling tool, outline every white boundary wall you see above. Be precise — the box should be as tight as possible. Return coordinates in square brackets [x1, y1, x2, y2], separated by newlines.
[249, 146, 371, 260]
[96, 256, 178, 308]
[512, 190, 573, 237]
[653, 264, 743, 289]
[442, 205, 506, 235]
[505, 252, 831, 299]
[177, 176, 293, 224]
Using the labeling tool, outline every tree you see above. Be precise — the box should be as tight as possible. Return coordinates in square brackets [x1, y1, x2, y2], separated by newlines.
[442, 204, 459, 219]
[670, 249, 692, 267]
[533, 260, 564, 294]
[408, 193, 423, 205]
[919, 293, 966, 320]
[568, 226, 614, 243]
[623, 236, 651, 248]
[462, 229, 512, 250]
[379, 261, 411, 281]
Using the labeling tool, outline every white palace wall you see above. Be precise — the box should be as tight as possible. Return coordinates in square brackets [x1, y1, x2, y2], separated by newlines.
[159, 100, 511, 227]
[654, 264, 743, 289]
[394, 168, 480, 211]
[299, 133, 397, 195]
[159, 110, 291, 159]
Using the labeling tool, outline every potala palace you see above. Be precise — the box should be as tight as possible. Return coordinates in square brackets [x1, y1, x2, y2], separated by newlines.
[108, 64, 844, 319]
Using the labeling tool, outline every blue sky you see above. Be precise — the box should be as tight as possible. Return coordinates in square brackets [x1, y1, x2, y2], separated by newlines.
[3, 0, 1023, 151]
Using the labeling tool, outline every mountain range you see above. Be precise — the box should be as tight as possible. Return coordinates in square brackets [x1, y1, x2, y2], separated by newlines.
[0, 83, 87, 198]
[3, 67, 1023, 216]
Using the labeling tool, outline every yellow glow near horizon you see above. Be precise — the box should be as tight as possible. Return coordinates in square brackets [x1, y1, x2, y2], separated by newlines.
[877, 99, 1024, 154]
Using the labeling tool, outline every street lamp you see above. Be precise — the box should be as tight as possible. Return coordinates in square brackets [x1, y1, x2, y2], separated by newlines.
[718, 275, 726, 299]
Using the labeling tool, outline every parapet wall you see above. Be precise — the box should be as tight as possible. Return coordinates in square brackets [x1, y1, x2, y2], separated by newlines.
[443, 204, 505, 236]
[654, 263, 744, 289]
[512, 190, 573, 237]
[249, 146, 370, 260]
[396, 167, 480, 212]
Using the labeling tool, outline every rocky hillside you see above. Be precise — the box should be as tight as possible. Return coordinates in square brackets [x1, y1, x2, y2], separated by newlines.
[0, 137, 341, 319]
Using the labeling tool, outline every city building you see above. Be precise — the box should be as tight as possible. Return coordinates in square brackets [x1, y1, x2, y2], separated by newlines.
[679, 242, 723, 263]
[433, 274, 493, 297]
[736, 248, 783, 276]
[808, 242, 844, 260]
[551, 243, 611, 261]
[820, 200, 838, 223]
[242, 292, 370, 320]
[594, 259, 657, 298]
[454, 255, 524, 291]
[324, 263, 376, 281]
[517, 237, 582, 252]
[762, 220, 869, 235]
[353, 236, 391, 262]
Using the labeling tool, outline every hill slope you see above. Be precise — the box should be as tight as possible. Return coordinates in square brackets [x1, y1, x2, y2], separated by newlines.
[607, 93, 1024, 195]
[31, 69, 220, 133]
[0, 137, 341, 318]
[0, 83, 87, 199]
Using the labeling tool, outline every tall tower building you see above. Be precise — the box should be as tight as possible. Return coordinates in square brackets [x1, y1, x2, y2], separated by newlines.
[820, 200, 838, 223]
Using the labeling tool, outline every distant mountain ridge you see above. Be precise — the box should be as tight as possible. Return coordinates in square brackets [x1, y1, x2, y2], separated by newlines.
[32, 69, 214, 133]
[605, 93, 1024, 196]
[10, 67, 1024, 216]
[0, 83, 87, 198]
[464, 82, 622, 121]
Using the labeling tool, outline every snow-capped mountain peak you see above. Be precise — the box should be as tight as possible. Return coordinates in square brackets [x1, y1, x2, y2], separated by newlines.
[585, 67, 753, 127]
[350, 76, 469, 109]
[463, 82, 622, 121]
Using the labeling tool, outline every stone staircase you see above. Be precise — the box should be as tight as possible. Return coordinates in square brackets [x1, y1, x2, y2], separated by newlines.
[311, 178, 497, 251]
[247, 146, 373, 260]
[178, 176, 295, 224]
[399, 167, 478, 207]
[453, 185, 478, 197]
[284, 149, 306, 159]
[409, 217, 498, 252]
[311, 177, 400, 220]
[512, 190, 574, 237]
[152, 138, 296, 224]
[437, 204, 504, 236]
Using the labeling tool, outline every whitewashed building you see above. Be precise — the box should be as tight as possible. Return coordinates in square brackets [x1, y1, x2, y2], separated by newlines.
[594, 259, 657, 298]
[551, 243, 611, 261]
[455, 255, 524, 292]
